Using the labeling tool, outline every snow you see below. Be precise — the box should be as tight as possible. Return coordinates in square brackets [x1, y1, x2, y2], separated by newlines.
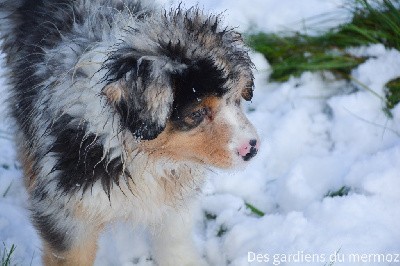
[1, 0, 400, 265]
[159, 0, 349, 33]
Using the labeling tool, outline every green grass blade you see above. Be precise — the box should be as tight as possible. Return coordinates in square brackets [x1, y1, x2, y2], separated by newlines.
[245, 202, 265, 217]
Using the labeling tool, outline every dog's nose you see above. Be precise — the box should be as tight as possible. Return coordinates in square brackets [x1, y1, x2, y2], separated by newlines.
[238, 139, 259, 161]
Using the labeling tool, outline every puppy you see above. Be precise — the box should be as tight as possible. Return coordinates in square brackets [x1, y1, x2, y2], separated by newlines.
[0, 0, 259, 265]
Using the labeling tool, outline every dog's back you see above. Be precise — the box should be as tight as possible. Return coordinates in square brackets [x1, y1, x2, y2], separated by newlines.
[0, 1, 259, 265]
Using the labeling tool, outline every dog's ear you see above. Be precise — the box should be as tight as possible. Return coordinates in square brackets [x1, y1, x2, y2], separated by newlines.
[103, 56, 182, 140]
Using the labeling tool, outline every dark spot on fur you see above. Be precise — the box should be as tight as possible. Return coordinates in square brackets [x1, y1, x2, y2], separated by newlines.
[103, 52, 169, 140]
[173, 59, 227, 106]
[103, 48, 139, 83]
[159, 40, 189, 62]
[48, 115, 124, 198]
[136, 59, 152, 92]
[171, 59, 226, 130]
[113, 95, 163, 140]
[31, 207, 70, 252]
[39, 190, 48, 201]
[5, 0, 82, 138]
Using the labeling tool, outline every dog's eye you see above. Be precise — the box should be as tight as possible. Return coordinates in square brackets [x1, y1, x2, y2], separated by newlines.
[172, 107, 210, 131]
[184, 107, 208, 127]
[191, 108, 207, 120]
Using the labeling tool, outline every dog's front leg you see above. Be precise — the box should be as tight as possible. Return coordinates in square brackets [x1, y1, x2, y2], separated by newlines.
[151, 201, 207, 266]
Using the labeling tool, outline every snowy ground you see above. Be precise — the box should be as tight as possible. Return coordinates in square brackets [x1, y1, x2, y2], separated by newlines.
[1, 0, 400, 265]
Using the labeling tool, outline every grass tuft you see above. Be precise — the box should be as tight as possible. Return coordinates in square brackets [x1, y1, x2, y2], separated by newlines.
[385, 77, 400, 109]
[1, 243, 16, 266]
[325, 186, 351, 198]
[245, 202, 265, 217]
[324, 247, 342, 266]
[2, 182, 12, 198]
[247, 0, 400, 113]
[248, 0, 400, 81]
[247, 32, 367, 82]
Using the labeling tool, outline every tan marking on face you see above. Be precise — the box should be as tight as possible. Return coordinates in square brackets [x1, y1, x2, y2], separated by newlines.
[139, 96, 234, 168]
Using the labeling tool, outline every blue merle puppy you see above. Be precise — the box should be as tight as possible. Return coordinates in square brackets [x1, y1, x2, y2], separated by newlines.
[0, 0, 259, 265]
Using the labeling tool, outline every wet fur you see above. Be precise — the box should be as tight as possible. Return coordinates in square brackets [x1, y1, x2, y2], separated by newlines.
[0, 0, 257, 265]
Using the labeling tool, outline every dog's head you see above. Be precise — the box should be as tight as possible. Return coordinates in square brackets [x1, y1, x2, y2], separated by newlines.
[102, 7, 259, 168]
